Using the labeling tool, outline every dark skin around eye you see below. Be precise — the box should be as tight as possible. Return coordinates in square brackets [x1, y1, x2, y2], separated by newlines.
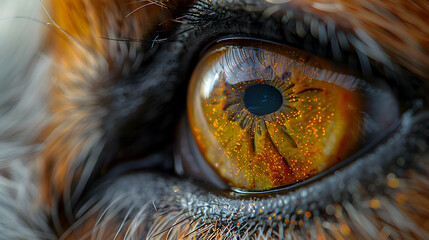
[0, 0, 428, 239]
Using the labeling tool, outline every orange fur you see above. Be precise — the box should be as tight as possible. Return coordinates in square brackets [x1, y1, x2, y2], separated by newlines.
[33, 0, 429, 238]
[287, 0, 429, 80]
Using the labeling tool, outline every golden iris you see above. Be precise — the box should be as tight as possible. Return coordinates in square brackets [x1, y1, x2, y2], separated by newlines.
[187, 39, 363, 191]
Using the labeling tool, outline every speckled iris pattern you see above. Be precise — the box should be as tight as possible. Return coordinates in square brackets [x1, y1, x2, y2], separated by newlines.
[187, 40, 364, 190]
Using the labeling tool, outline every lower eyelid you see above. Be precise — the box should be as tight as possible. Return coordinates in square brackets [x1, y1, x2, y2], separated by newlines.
[179, 112, 402, 196]
[172, 110, 417, 220]
[71, 110, 426, 239]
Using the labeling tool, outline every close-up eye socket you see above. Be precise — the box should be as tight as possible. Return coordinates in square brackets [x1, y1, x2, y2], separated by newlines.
[3, 1, 429, 239]
[179, 38, 401, 192]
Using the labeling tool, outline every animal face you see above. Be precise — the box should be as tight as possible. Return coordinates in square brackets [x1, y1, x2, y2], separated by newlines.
[0, 0, 428, 239]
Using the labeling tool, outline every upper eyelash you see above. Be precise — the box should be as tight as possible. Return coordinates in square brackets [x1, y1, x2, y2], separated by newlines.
[101, 0, 419, 100]
[182, 0, 420, 94]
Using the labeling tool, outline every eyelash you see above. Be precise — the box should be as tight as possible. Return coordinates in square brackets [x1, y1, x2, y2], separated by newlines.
[181, 0, 420, 102]
[168, 112, 421, 239]
[84, 0, 425, 231]
[51, 1, 429, 239]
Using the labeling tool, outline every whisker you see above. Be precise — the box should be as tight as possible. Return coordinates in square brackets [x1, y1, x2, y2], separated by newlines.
[149, 214, 199, 239]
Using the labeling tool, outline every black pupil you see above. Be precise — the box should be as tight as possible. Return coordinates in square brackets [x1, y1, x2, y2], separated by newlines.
[244, 84, 283, 116]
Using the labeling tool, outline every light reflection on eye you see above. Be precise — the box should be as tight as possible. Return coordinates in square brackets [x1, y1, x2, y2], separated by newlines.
[186, 39, 398, 191]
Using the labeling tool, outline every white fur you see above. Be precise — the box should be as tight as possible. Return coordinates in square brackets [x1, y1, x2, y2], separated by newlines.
[0, 0, 53, 239]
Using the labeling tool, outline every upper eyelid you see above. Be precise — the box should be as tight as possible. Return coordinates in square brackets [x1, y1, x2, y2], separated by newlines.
[178, 0, 425, 99]
[186, 1, 391, 70]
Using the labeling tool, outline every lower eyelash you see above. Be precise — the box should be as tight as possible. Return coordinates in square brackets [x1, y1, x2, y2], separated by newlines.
[74, 110, 428, 239]
[169, 111, 428, 238]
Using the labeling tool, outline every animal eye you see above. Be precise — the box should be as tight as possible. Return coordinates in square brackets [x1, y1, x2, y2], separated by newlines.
[182, 38, 399, 191]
